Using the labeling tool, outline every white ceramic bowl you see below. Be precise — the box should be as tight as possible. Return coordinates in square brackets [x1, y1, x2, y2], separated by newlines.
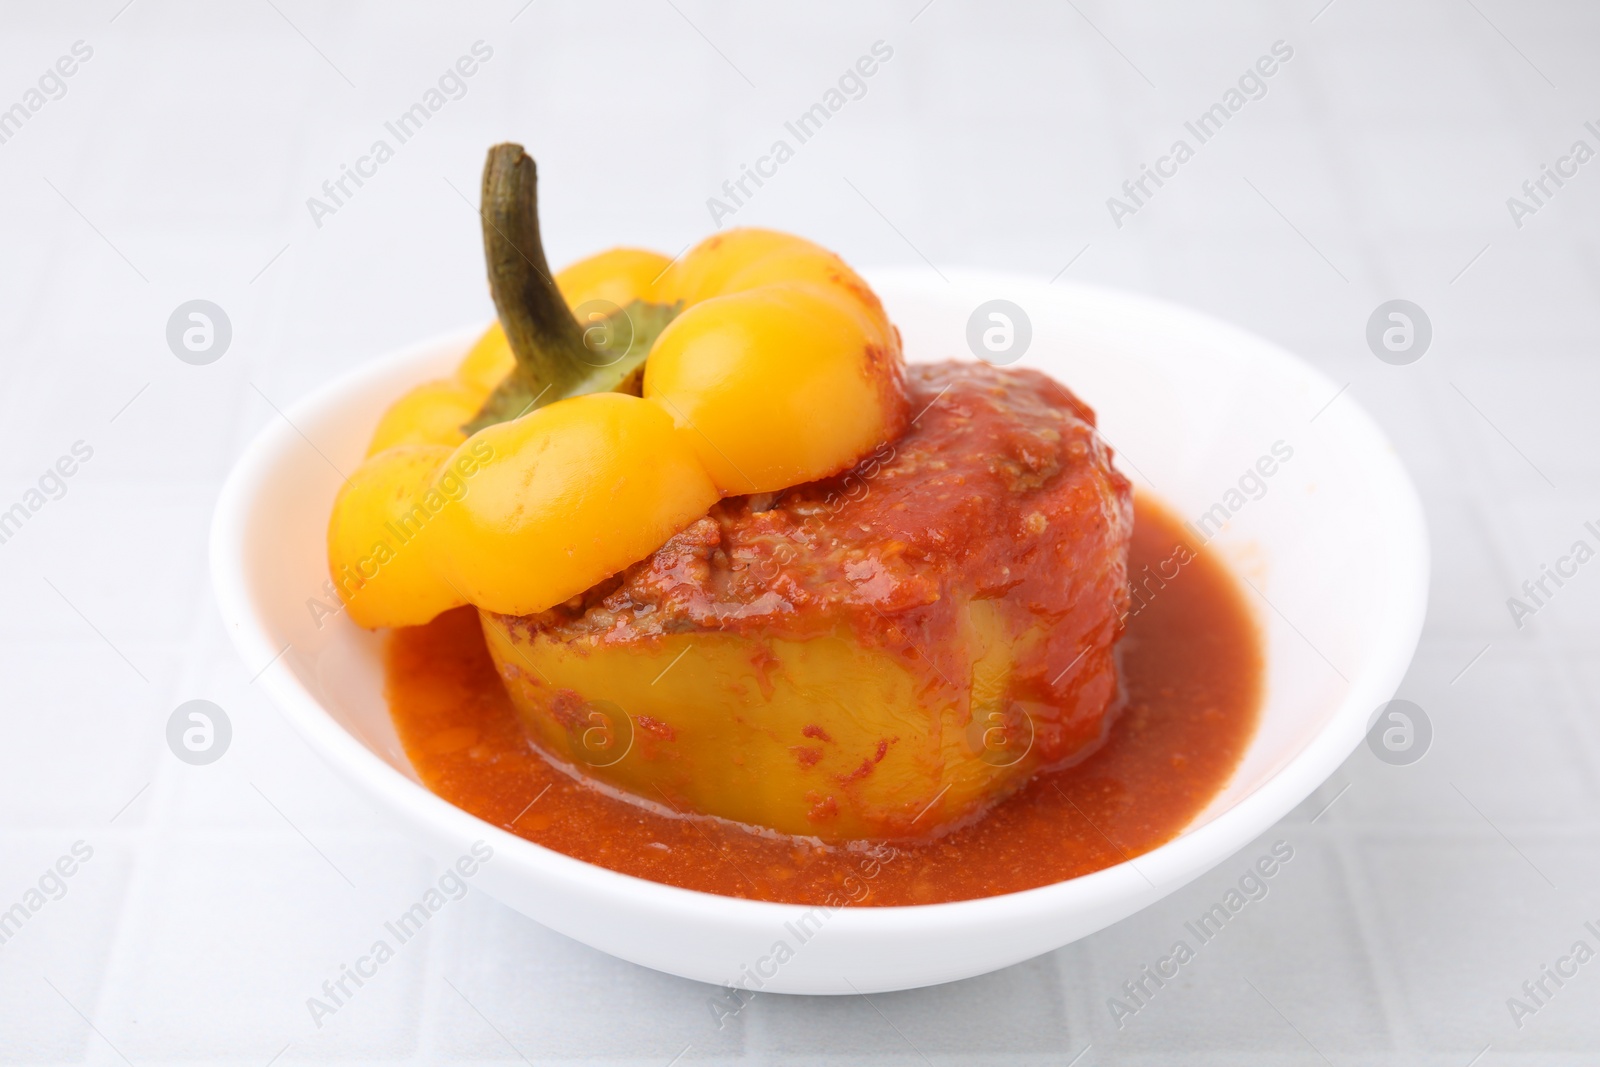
[210, 270, 1428, 994]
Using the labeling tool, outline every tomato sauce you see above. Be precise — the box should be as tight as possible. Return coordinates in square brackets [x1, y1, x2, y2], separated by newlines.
[384, 495, 1261, 905]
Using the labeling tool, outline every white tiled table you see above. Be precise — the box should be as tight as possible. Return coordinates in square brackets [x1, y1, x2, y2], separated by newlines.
[2, 1, 1597, 1063]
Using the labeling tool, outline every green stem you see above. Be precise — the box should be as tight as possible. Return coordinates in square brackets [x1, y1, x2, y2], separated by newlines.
[465, 143, 680, 434]
[481, 144, 586, 391]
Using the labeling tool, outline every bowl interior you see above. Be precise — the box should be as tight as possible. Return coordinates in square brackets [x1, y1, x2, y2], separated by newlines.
[211, 269, 1426, 992]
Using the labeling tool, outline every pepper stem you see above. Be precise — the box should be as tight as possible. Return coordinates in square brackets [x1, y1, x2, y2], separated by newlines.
[481, 143, 588, 387]
[465, 144, 681, 434]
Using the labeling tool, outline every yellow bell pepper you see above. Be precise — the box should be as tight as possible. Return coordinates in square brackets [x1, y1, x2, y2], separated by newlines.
[328, 144, 907, 628]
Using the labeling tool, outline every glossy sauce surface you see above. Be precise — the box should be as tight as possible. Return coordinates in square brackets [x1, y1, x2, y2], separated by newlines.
[384, 496, 1261, 905]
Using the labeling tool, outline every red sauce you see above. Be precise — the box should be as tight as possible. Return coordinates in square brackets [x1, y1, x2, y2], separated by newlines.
[384, 495, 1261, 905]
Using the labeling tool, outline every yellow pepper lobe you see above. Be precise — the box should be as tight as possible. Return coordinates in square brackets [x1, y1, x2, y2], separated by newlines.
[716, 243, 893, 330]
[455, 323, 515, 393]
[555, 248, 673, 308]
[657, 228, 891, 328]
[327, 444, 467, 628]
[430, 393, 719, 616]
[654, 228, 804, 304]
[365, 378, 483, 457]
[644, 283, 907, 493]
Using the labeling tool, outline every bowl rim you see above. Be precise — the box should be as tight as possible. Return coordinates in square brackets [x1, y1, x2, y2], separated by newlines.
[210, 268, 1429, 939]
